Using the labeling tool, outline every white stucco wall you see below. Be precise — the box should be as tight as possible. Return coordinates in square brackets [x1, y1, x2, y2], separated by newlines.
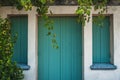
[0, 6, 120, 80]
[84, 6, 120, 80]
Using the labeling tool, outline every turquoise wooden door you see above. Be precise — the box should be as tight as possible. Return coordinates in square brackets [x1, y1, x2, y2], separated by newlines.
[38, 17, 82, 80]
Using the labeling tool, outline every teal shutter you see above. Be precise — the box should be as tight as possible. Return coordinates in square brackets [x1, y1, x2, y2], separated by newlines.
[10, 16, 28, 64]
[38, 17, 82, 80]
[93, 16, 110, 64]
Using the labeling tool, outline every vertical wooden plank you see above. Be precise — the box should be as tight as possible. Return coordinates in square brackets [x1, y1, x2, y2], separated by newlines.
[38, 17, 49, 80]
[70, 17, 82, 80]
[11, 17, 21, 63]
[100, 17, 110, 63]
[20, 16, 28, 64]
[93, 23, 101, 63]
[61, 17, 82, 80]
[38, 17, 61, 80]
[61, 17, 72, 80]
[48, 17, 61, 80]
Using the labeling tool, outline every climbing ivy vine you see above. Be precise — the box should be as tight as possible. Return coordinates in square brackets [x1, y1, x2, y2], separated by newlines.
[76, 0, 109, 26]
[0, 17, 24, 80]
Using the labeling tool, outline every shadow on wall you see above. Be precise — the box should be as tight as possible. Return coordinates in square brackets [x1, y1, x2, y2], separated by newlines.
[108, 0, 120, 5]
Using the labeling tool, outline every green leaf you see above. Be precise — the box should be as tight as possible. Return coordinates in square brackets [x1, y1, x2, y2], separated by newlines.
[47, 32, 51, 36]
[40, 0, 46, 4]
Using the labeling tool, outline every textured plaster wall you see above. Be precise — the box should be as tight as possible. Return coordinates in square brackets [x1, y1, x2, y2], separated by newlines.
[84, 6, 120, 80]
[0, 7, 38, 80]
[0, 6, 120, 80]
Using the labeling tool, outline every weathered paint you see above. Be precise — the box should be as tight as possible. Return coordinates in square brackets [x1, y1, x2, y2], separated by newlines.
[38, 17, 82, 80]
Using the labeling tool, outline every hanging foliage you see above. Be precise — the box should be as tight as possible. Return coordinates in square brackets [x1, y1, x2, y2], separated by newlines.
[76, 0, 92, 26]
[0, 0, 112, 48]
[0, 0, 110, 26]
[76, 0, 109, 26]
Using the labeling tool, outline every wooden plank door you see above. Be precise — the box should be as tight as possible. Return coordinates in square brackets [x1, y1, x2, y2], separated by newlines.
[38, 16, 82, 80]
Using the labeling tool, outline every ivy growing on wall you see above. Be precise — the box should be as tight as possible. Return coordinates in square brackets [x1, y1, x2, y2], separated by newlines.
[0, 17, 24, 80]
